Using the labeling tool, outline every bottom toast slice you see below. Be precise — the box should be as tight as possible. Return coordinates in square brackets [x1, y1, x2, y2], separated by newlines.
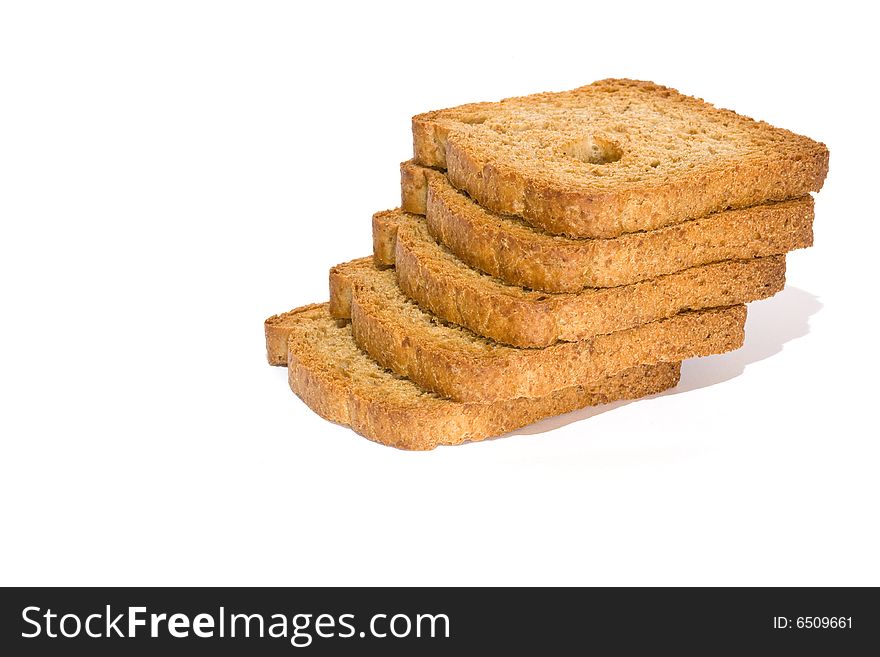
[265, 304, 681, 450]
[329, 259, 745, 403]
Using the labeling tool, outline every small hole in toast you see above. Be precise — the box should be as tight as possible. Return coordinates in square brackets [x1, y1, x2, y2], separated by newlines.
[458, 113, 487, 125]
[561, 135, 623, 165]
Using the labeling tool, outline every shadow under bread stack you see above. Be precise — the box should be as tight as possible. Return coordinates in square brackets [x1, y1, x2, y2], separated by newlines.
[266, 79, 829, 450]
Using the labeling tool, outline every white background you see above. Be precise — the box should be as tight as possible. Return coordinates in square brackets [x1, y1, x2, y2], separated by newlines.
[1, 1, 878, 586]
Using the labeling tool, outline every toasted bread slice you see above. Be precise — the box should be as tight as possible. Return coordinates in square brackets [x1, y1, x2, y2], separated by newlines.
[412, 79, 828, 238]
[399, 162, 812, 292]
[264, 304, 681, 450]
[372, 209, 783, 347]
[328, 259, 745, 403]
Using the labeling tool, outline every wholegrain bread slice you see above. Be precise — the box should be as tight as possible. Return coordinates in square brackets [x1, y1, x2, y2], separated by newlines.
[398, 162, 813, 291]
[412, 79, 828, 238]
[329, 259, 745, 403]
[372, 208, 783, 347]
[264, 304, 681, 450]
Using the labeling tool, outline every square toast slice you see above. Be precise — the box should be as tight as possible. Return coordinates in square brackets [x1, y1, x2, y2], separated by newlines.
[373, 209, 784, 347]
[328, 259, 745, 403]
[265, 304, 681, 450]
[413, 79, 828, 238]
[400, 161, 812, 292]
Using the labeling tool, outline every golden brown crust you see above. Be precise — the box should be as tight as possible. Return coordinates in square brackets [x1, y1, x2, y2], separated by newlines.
[390, 210, 785, 346]
[328, 262, 355, 319]
[270, 304, 682, 450]
[432, 167, 810, 290]
[412, 79, 829, 238]
[328, 258, 372, 319]
[264, 308, 307, 365]
[399, 160, 431, 215]
[371, 210, 399, 268]
[291, 361, 681, 450]
[353, 295, 742, 403]
[332, 260, 745, 403]
[399, 162, 812, 292]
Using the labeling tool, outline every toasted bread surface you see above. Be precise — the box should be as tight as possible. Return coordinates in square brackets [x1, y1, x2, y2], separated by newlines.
[329, 260, 745, 402]
[397, 161, 812, 291]
[372, 209, 784, 347]
[266, 304, 681, 449]
[412, 79, 828, 238]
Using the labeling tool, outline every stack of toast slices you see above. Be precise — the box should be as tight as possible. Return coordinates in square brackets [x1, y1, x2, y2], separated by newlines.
[265, 79, 829, 450]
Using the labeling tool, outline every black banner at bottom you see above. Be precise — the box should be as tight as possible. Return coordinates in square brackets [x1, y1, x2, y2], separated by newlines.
[1, 587, 876, 654]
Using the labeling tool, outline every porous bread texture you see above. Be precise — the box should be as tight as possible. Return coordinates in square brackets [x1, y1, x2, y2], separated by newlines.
[372, 209, 784, 347]
[412, 79, 829, 238]
[329, 259, 745, 403]
[265, 304, 681, 450]
[265, 309, 299, 366]
[372, 211, 398, 269]
[399, 159, 432, 215]
[398, 161, 813, 292]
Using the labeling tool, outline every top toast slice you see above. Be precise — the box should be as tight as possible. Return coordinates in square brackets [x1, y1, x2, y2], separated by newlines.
[412, 79, 829, 238]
